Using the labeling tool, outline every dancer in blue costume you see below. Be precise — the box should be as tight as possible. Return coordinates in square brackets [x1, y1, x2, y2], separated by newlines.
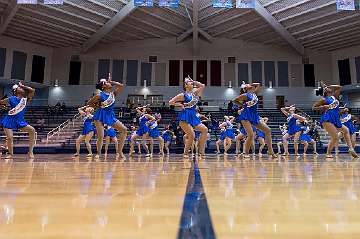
[169, 76, 208, 158]
[218, 116, 235, 155]
[313, 81, 358, 159]
[233, 82, 276, 159]
[281, 105, 307, 156]
[74, 106, 95, 158]
[162, 125, 175, 155]
[186, 108, 209, 156]
[235, 124, 256, 155]
[299, 121, 318, 155]
[276, 124, 289, 155]
[256, 117, 268, 157]
[130, 105, 155, 157]
[148, 113, 164, 156]
[340, 107, 358, 148]
[0, 82, 36, 159]
[104, 126, 119, 158]
[216, 126, 226, 154]
[128, 126, 141, 154]
[87, 74, 127, 160]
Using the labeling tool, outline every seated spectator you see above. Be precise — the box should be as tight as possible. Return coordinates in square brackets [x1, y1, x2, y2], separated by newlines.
[227, 100, 234, 113]
[36, 118, 45, 131]
[61, 102, 67, 114]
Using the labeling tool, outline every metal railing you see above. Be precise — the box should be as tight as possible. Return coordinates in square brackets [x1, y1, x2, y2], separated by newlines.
[46, 113, 80, 143]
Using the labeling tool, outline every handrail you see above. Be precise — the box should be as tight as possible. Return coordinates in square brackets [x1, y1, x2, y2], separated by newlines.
[46, 113, 81, 143]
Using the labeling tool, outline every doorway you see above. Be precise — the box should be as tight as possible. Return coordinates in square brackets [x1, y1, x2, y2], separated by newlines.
[276, 96, 285, 109]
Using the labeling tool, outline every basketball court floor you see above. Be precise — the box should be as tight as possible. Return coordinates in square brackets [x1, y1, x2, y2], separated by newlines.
[0, 154, 359, 239]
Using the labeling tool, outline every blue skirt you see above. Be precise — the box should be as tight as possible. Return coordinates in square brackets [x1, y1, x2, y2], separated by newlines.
[239, 127, 257, 136]
[224, 129, 235, 139]
[257, 130, 265, 139]
[163, 133, 172, 143]
[105, 128, 117, 138]
[320, 111, 342, 129]
[195, 130, 201, 140]
[136, 125, 149, 136]
[2, 115, 28, 130]
[344, 122, 356, 135]
[149, 127, 161, 138]
[93, 108, 117, 126]
[82, 126, 95, 135]
[287, 125, 301, 136]
[300, 134, 313, 142]
[219, 131, 226, 141]
[236, 108, 260, 125]
[177, 108, 201, 127]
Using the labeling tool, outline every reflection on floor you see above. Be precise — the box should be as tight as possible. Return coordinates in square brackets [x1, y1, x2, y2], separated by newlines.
[0, 154, 360, 238]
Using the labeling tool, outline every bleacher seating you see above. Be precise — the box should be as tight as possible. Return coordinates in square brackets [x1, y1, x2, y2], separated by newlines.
[4, 106, 360, 154]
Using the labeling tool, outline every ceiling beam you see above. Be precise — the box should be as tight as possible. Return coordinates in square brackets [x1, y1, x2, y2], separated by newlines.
[176, 27, 213, 43]
[271, 0, 312, 15]
[121, 22, 162, 38]
[306, 31, 360, 49]
[193, 0, 199, 55]
[0, 0, 19, 35]
[278, 1, 335, 22]
[285, 10, 338, 30]
[177, 28, 193, 42]
[128, 15, 179, 36]
[302, 26, 360, 44]
[21, 8, 96, 32]
[254, 0, 304, 55]
[64, 0, 111, 19]
[231, 25, 268, 39]
[263, 0, 281, 7]
[9, 20, 85, 43]
[203, 10, 252, 30]
[82, 1, 137, 52]
[297, 18, 360, 41]
[199, 8, 227, 22]
[16, 14, 91, 38]
[87, 0, 119, 12]
[321, 39, 360, 51]
[137, 8, 187, 31]
[198, 28, 213, 42]
[212, 18, 260, 37]
[39, 3, 104, 26]
[291, 13, 360, 36]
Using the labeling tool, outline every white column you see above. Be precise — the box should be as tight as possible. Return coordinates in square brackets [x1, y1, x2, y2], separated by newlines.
[193, 59, 197, 81]
[109, 58, 113, 76]
[4, 48, 12, 79]
[234, 61, 238, 87]
[137, 60, 141, 86]
[24, 53, 32, 83]
[44, 54, 52, 85]
[122, 60, 127, 86]
[151, 63, 155, 86]
[94, 59, 99, 83]
[248, 61, 252, 83]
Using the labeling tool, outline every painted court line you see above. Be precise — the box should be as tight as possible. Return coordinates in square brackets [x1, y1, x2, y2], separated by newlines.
[177, 160, 216, 239]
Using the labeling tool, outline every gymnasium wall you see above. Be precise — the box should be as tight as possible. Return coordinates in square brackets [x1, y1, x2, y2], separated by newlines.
[0, 35, 53, 84]
[51, 38, 303, 87]
[48, 85, 320, 108]
[331, 45, 360, 85]
[3, 36, 360, 107]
